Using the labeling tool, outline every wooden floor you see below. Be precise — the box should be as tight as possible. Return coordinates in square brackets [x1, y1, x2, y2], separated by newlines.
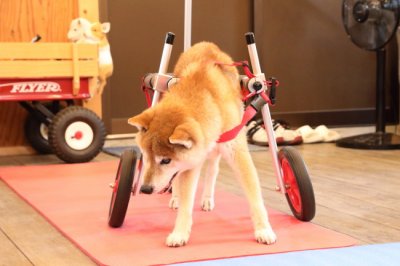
[1, 141, 400, 265]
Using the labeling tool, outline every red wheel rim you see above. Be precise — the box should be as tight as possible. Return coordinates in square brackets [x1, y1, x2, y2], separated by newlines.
[281, 157, 302, 213]
[110, 163, 122, 212]
[113, 178, 120, 193]
[74, 131, 83, 140]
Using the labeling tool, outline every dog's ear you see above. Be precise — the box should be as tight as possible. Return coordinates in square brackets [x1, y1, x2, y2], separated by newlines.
[169, 119, 201, 149]
[128, 108, 154, 132]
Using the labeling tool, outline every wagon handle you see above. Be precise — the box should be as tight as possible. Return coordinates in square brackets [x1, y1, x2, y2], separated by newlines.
[72, 43, 80, 95]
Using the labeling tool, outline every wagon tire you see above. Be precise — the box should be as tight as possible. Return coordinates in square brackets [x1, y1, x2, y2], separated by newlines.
[24, 103, 64, 154]
[24, 114, 52, 154]
[48, 106, 106, 163]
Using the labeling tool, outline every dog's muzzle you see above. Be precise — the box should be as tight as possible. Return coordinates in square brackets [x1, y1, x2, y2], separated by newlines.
[140, 184, 154, 194]
[140, 172, 179, 195]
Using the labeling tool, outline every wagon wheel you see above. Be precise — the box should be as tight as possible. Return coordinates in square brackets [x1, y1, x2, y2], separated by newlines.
[24, 113, 52, 154]
[48, 106, 106, 163]
[24, 102, 64, 154]
[108, 148, 142, 228]
[278, 146, 316, 221]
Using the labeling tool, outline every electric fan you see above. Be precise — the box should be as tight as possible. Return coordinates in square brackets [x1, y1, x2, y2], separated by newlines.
[337, 0, 400, 149]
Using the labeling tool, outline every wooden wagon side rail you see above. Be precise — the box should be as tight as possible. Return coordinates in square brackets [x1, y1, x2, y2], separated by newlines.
[0, 43, 99, 95]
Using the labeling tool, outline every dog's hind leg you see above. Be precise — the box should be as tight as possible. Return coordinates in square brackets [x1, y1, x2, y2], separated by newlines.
[166, 165, 201, 247]
[201, 147, 221, 211]
[222, 133, 277, 245]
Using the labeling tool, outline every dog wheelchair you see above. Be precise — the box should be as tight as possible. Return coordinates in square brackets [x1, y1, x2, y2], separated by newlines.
[108, 32, 316, 228]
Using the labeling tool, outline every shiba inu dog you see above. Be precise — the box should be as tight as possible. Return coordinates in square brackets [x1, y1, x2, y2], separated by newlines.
[128, 42, 277, 247]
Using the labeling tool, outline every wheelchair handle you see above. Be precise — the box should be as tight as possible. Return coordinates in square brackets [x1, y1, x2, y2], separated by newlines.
[165, 32, 175, 45]
[152, 32, 175, 106]
[245, 32, 262, 76]
[245, 32, 255, 45]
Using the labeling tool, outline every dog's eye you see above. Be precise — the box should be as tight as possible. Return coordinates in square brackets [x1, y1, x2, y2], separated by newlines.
[160, 158, 171, 165]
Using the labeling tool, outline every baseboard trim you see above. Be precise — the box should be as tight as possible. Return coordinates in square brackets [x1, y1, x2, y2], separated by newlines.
[270, 108, 398, 127]
[0, 146, 35, 156]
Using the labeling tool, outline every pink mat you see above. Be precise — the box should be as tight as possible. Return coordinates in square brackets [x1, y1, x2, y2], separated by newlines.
[0, 161, 356, 265]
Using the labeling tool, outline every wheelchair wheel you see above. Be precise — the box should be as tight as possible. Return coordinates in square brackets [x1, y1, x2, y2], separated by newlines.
[278, 146, 316, 221]
[108, 148, 141, 228]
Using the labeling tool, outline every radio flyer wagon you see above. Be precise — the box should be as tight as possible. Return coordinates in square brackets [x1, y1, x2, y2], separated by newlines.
[108, 32, 316, 228]
[0, 42, 106, 163]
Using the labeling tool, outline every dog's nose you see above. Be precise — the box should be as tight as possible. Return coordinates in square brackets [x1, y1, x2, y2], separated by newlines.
[140, 184, 154, 194]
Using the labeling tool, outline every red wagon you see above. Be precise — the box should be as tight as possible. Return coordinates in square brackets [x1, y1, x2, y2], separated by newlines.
[0, 42, 106, 163]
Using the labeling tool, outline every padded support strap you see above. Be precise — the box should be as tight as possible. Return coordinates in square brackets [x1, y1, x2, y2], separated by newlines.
[217, 105, 257, 143]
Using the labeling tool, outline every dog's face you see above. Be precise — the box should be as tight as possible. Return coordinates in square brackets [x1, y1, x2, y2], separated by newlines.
[128, 107, 206, 193]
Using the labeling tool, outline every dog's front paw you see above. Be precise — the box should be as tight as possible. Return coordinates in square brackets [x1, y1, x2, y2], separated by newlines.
[166, 231, 190, 247]
[169, 196, 179, 209]
[201, 196, 215, 211]
[255, 227, 277, 245]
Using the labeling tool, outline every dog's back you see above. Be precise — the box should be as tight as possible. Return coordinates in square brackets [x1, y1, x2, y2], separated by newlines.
[157, 42, 243, 145]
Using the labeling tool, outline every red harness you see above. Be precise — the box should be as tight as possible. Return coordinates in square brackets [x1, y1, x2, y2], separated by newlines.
[141, 61, 279, 143]
[214, 61, 277, 143]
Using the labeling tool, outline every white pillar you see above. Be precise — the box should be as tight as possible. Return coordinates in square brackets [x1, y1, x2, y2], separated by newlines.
[184, 0, 192, 51]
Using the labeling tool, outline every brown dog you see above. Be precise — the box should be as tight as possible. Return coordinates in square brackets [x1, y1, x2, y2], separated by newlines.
[128, 42, 276, 247]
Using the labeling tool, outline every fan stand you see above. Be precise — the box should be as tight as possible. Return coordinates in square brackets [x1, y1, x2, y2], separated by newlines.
[336, 48, 400, 149]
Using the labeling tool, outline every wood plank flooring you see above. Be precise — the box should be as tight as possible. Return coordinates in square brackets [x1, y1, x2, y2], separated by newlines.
[0, 141, 400, 265]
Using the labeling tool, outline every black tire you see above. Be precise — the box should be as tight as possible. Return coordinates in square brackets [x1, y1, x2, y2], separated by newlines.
[24, 102, 64, 154]
[108, 148, 141, 228]
[24, 113, 52, 154]
[278, 146, 316, 221]
[48, 106, 106, 163]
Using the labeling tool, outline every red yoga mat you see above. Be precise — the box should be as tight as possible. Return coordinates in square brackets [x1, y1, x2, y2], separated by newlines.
[0, 161, 356, 265]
